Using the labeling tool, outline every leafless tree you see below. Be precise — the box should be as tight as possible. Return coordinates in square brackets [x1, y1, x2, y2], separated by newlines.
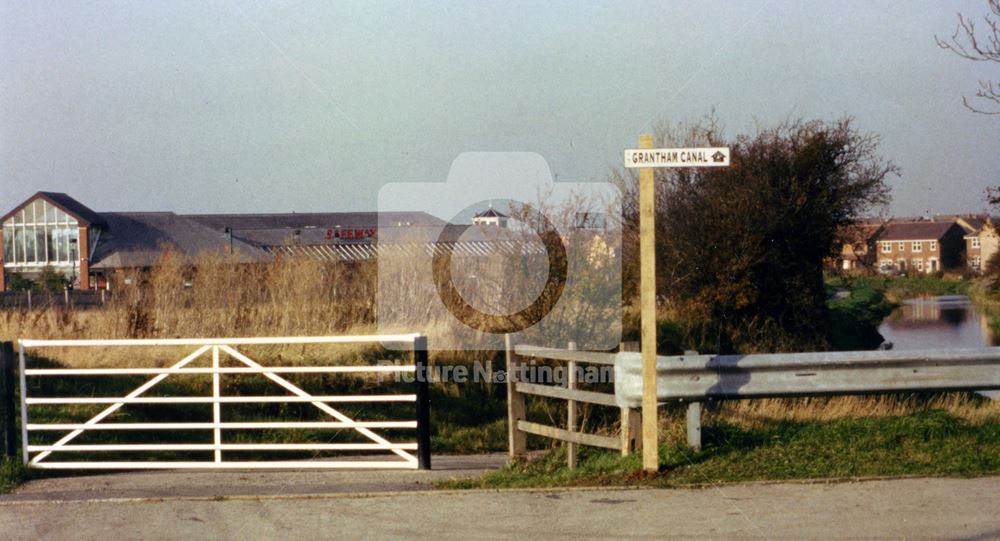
[936, 0, 1000, 114]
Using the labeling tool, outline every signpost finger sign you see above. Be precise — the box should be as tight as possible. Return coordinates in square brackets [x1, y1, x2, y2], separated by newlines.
[624, 147, 730, 168]
[628, 140, 730, 472]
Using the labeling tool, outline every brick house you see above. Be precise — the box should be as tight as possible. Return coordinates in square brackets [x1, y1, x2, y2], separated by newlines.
[834, 221, 885, 272]
[963, 219, 1000, 272]
[875, 221, 967, 274]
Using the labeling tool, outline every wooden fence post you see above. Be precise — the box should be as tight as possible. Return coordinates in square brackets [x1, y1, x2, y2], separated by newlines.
[505, 334, 527, 458]
[0, 342, 16, 459]
[566, 341, 577, 469]
[619, 341, 641, 456]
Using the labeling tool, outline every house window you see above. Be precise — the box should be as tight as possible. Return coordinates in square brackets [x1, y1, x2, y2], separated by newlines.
[913, 258, 923, 272]
[897, 241, 905, 251]
[881, 242, 891, 253]
[929, 240, 937, 252]
[972, 256, 982, 269]
[1, 199, 79, 267]
[972, 237, 981, 249]
[912, 241, 922, 252]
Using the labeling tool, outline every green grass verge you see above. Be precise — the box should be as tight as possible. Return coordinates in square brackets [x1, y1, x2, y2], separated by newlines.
[0, 457, 26, 494]
[827, 275, 969, 304]
[437, 410, 1000, 489]
[826, 280, 895, 351]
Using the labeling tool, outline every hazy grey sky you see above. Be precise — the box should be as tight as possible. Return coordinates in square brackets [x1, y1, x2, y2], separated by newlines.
[2, 1, 999, 217]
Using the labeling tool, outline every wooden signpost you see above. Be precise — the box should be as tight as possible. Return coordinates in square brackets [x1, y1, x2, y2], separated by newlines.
[623, 139, 730, 471]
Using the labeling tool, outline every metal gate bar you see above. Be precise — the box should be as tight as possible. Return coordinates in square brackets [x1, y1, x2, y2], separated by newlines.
[17, 334, 429, 470]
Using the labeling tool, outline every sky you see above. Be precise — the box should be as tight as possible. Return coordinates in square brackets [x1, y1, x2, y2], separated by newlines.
[2, 1, 999, 218]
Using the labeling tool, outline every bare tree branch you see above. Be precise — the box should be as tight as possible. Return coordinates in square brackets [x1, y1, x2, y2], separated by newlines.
[936, 0, 1000, 114]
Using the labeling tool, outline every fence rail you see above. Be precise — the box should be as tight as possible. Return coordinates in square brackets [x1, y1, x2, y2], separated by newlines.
[506, 338, 638, 469]
[4, 334, 431, 470]
[0, 290, 108, 310]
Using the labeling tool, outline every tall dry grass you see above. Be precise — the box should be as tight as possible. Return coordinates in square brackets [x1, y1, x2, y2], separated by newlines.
[705, 394, 1000, 426]
[0, 250, 381, 342]
[0, 250, 392, 367]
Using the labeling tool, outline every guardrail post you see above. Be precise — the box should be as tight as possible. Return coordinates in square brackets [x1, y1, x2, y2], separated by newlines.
[619, 341, 641, 456]
[566, 341, 577, 469]
[505, 334, 527, 458]
[0, 342, 16, 459]
[686, 402, 702, 451]
[414, 335, 431, 470]
[683, 350, 702, 451]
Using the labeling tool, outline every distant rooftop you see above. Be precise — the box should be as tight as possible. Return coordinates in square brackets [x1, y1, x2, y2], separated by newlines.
[90, 212, 270, 269]
[186, 211, 444, 231]
[878, 221, 961, 241]
[474, 207, 508, 219]
[1, 191, 107, 227]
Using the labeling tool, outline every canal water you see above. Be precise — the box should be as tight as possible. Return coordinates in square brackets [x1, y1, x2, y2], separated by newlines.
[877, 295, 998, 399]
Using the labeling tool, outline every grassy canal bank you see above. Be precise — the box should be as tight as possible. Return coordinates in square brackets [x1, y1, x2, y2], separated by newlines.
[440, 396, 1000, 489]
[443, 275, 999, 490]
[830, 274, 971, 303]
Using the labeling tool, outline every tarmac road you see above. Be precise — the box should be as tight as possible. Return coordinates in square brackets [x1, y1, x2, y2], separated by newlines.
[0, 454, 510, 503]
[1, 473, 998, 540]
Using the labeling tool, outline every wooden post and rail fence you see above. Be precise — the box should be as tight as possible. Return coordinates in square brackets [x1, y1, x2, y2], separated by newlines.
[506, 336, 641, 467]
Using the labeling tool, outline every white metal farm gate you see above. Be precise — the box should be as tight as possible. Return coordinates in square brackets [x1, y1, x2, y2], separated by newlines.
[14, 335, 431, 470]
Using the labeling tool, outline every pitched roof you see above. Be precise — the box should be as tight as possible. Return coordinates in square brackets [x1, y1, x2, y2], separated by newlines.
[181, 211, 446, 249]
[474, 208, 508, 219]
[965, 216, 996, 239]
[185, 211, 443, 232]
[1, 191, 107, 227]
[877, 221, 960, 241]
[89, 212, 271, 269]
[955, 215, 987, 234]
[837, 221, 885, 244]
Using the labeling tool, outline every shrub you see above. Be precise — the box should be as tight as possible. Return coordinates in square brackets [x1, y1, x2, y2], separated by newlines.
[615, 117, 897, 353]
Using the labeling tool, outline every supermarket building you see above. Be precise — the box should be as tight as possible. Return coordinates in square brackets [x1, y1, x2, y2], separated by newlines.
[0, 191, 444, 291]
